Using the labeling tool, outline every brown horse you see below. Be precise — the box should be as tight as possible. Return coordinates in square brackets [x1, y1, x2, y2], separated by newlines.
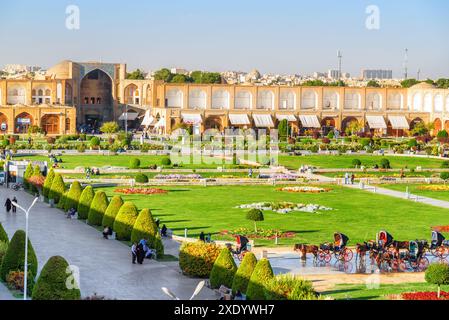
[294, 244, 319, 261]
[388, 241, 409, 256]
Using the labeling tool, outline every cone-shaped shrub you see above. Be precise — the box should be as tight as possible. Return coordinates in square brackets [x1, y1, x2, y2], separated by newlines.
[32, 256, 81, 300]
[0, 230, 38, 281]
[64, 181, 82, 212]
[48, 173, 65, 204]
[102, 195, 123, 227]
[232, 252, 257, 294]
[209, 248, 237, 289]
[179, 242, 221, 277]
[246, 258, 274, 300]
[77, 186, 94, 220]
[23, 163, 33, 190]
[43, 168, 55, 198]
[30, 165, 42, 193]
[87, 191, 109, 226]
[131, 209, 164, 256]
[0, 223, 9, 244]
[57, 191, 68, 210]
[113, 202, 138, 241]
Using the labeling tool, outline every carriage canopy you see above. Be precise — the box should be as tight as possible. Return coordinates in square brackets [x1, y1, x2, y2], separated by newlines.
[236, 235, 249, 248]
[334, 233, 349, 247]
[431, 231, 445, 246]
[378, 230, 393, 246]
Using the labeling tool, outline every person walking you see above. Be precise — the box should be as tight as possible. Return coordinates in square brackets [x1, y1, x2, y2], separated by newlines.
[12, 197, 17, 213]
[4, 198, 12, 213]
[351, 173, 355, 185]
[344, 172, 349, 185]
[131, 242, 137, 264]
[136, 242, 145, 264]
[199, 231, 205, 242]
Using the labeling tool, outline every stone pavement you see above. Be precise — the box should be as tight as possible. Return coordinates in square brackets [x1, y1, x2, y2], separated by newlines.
[0, 187, 217, 300]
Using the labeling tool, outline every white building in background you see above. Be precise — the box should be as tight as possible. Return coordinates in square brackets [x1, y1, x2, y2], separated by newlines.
[328, 69, 341, 80]
[362, 69, 393, 80]
[170, 68, 189, 75]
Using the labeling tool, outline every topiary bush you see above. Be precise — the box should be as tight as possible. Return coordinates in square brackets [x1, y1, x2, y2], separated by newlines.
[90, 136, 100, 148]
[113, 202, 139, 241]
[43, 168, 55, 198]
[0, 230, 38, 281]
[131, 208, 164, 256]
[351, 159, 362, 168]
[135, 173, 149, 183]
[64, 181, 82, 212]
[264, 274, 318, 300]
[87, 191, 109, 226]
[232, 252, 257, 294]
[102, 195, 123, 227]
[179, 242, 221, 278]
[129, 158, 141, 169]
[0, 223, 9, 244]
[209, 248, 237, 289]
[77, 186, 95, 220]
[161, 157, 171, 166]
[246, 209, 264, 233]
[440, 172, 449, 181]
[246, 258, 274, 300]
[32, 256, 81, 300]
[23, 163, 33, 190]
[57, 191, 68, 211]
[425, 262, 449, 298]
[0, 241, 8, 266]
[48, 173, 66, 204]
[380, 158, 391, 169]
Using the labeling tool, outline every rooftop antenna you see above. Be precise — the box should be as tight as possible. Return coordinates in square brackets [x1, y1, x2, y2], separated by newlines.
[337, 50, 343, 81]
[417, 68, 421, 81]
[403, 48, 408, 80]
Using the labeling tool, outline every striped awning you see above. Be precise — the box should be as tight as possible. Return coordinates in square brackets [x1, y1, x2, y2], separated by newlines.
[253, 114, 274, 127]
[299, 115, 320, 128]
[366, 116, 387, 129]
[276, 114, 297, 122]
[388, 116, 409, 130]
[229, 114, 250, 125]
[140, 110, 154, 126]
[182, 113, 202, 125]
[118, 112, 139, 121]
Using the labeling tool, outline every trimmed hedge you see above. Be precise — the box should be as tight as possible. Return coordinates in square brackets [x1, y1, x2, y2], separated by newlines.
[32, 256, 81, 300]
[179, 242, 221, 278]
[113, 202, 138, 241]
[246, 258, 274, 300]
[0, 230, 38, 281]
[264, 274, 318, 300]
[48, 173, 66, 204]
[231, 252, 257, 294]
[57, 191, 68, 211]
[0, 223, 9, 244]
[135, 173, 149, 183]
[102, 195, 123, 227]
[129, 158, 141, 169]
[131, 208, 164, 256]
[43, 168, 55, 198]
[209, 248, 237, 289]
[161, 157, 171, 166]
[23, 163, 33, 190]
[64, 181, 82, 212]
[87, 191, 109, 226]
[77, 186, 95, 220]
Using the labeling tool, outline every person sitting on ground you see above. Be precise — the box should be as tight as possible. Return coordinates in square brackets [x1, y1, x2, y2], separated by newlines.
[160, 224, 168, 237]
[103, 226, 112, 239]
[67, 207, 77, 219]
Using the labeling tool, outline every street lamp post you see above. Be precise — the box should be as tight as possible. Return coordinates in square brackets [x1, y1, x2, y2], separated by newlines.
[124, 104, 128, 134]
[11, 197, 39, 300]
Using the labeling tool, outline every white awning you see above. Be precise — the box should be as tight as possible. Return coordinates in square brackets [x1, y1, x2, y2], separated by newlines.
[154, 117, 166, 128]
[253, 114, 274, 127]
[366, 115, 387, 129]
[299, 115, 320, 128]
[118, 112, 139, 121]
[140, 110, 154, 126]
[388, 115, 409, 130]
[182, 113, 202, 125]
[276, 114, 297, 122]
[229, 114, 250, 125]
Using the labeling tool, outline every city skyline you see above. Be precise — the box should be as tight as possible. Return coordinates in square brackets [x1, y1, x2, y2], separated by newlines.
[1, 0, 448, 79]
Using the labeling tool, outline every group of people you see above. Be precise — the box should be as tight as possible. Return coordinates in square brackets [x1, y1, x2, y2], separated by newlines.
[4, 197, 18, 213]
[131, 238, 157, 264]
[199, 231, 212, 243]
[85, 167, 100, 179]
[343, 172, 355, 185]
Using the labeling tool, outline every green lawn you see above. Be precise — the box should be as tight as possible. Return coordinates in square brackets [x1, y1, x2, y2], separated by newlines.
[62, 171, 249, 179]
[320, 171, 436, 178]
[279, 155, 446, 170]
[324, 282, 449, 300]
[96, 184, 449, 246]
[380, 183, 449, 202]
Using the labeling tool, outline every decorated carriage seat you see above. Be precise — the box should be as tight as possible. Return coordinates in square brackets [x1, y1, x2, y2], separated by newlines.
[333, 232, 349, 251]
[378, 230, 393, 248]
[409, 241, 418, 259]
[431, 231, 445, 248]
[320, 243, 331, 251]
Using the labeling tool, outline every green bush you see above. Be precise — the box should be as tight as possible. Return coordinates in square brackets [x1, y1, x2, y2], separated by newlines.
[135, 173, 149, 183]
[57, 191, 68, 211]
[0, 223, 9, 244]
[90, 136, 101, 147]
[129, 158, 141, 169]
[425, 263, 449, 298]
[102, 195, 124, 227]
[77, 186, 95, 220]
[179, 242, 221, 278]
[23, 163, 33, 190]
[232, 252, 257, 294]
[113, 202, 139, 241]
[209, 248, 237, 289]
[380, 158, 391, 169]
[440, 172, 449, 181]
[87, 191, 109, 226]
[246, 209, 264, 233]
[0, 230, 38, 281]
[437, 130, 448, 138]
[32, 256, 81, 300]
[43, 169, 55, 198]
[408, 139, 418, 148]
[0, 241, 8, 266]
[48, 173, 66, 204]
[360, 138, 371, 147]
[441, 161, 449, 169]
[161, 157, 171, 166]
[351, 159, 362, 168]
[131, 208, 164, 256]
[64, 181, 82, 212]
[246, 258, 274, 300]
[264, 274, 318, 300]
[327, 131, 334, 139]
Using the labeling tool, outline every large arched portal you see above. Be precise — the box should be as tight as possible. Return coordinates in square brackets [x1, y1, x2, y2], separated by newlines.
[80, 69, 113, 127]
[41, 114, 60, 135]
[0, 113, 8, 132]
[15, 112, 33, 134]
[341, 117, 360, 135]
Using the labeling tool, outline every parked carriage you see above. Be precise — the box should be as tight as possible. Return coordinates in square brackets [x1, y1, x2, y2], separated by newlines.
[318, 233, 353, 263]
[377, 230, 394, 249]
[430, 231, 449, 259]
[398, 240, 429, 271]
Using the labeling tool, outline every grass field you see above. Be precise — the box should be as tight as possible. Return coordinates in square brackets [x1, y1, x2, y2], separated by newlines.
[62, 171, 249, 179]
[320, 171, 436, 178]
[96, 184, 449, 246]
[279, 155, 446, 170]
[380, 184, 449, 202]
[325, 282, 449, 300]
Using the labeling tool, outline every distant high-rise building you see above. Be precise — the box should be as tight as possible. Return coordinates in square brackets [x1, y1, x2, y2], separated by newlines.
[362, 69, 393, 80]
[328, 69, 341, 80]
[313, 72, 326, 78]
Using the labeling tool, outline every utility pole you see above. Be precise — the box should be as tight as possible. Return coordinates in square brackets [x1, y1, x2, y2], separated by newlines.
[337, 50, 343, 82]
[417, 69, 421, 81]
[403, 48, 409, 80]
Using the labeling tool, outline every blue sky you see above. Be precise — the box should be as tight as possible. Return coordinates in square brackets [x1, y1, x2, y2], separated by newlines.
[0, 0, 448, 78]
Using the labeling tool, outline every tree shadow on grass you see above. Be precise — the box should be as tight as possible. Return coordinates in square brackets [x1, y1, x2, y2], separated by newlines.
[171, 226, 211, 232]
[161, 219, 191, 224]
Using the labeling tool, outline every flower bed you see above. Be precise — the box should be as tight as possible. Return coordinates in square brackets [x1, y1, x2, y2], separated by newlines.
[279, 186, 331, 193]
[417, 185, 449, 191]
[236, 202, 333, 214]
[114, 188, 168, 195]
[154, 174, 203, 180]
[402, 291, 449, 300]
[433, 225, 449, 232]
[220, 227, 296, 240]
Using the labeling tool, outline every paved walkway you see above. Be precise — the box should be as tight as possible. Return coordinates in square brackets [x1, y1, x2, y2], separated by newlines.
[0, 187, 217, 300]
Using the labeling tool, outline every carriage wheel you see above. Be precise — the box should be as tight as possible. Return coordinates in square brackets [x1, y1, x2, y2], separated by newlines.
[343, 248, 354, 262]
[436, 247, 449, 259]
[319, 250, 331, 263]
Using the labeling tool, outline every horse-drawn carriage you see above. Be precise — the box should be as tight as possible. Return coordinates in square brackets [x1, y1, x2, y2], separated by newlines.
[226, 235, 250, 261]
[397, 240, 429, 271]
[318, 233, 353, 263]
[430, 231, 449, 259]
